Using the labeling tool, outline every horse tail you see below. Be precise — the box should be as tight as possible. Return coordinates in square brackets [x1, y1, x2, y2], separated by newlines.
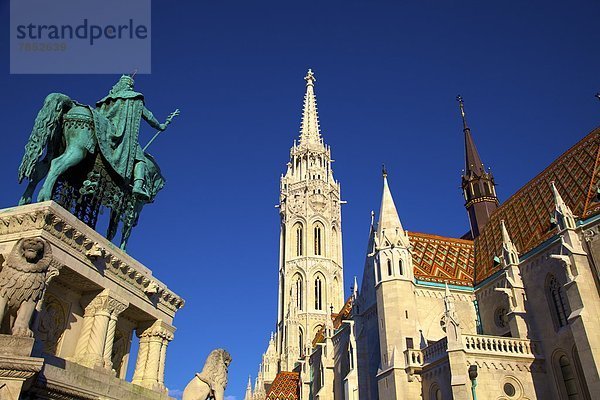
[18, 93, 73, 183]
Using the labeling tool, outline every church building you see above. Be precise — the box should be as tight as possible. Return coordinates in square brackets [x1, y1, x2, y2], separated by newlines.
[246, 70, 600, 400]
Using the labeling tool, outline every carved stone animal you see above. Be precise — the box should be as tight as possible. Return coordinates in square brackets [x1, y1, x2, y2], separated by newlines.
[0, 238, 53, 337]
[182, 349, 232, 400]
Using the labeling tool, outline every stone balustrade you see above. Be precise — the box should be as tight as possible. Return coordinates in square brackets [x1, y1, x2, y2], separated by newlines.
[462, 334, 542, 358]
[423, 337, 448, 364]
[405, 348, 424, 371]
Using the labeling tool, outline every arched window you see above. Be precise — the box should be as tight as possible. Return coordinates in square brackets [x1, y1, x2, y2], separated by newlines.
[559, 355, 580, 399]
[547, 275, 569, 329]
[349, 343, 354, 369]
[314, 224, 323, 255]
[375, 260, 381, 283]
[295, 275, 303, 311]
[315, 276, 323, 310]
[295, 223, 303, 257]
[399, 259, 404, 275]
[387, 259, 393, 276]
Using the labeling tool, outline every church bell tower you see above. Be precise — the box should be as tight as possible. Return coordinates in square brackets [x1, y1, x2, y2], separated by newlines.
[457, 95, 499, 238]
[276, 70, 345, 372]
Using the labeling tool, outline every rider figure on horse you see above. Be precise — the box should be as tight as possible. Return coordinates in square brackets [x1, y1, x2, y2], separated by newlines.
[95, 75, 167, 200]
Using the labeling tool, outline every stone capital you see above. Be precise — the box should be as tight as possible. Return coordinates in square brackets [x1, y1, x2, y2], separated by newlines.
[84, 289, 129, 317]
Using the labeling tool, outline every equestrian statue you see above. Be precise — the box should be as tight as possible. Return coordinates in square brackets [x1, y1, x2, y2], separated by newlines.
[18, 75, 179, 250]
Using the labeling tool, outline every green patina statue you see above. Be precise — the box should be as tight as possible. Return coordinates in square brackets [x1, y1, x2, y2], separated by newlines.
[18, 75, 179, 250]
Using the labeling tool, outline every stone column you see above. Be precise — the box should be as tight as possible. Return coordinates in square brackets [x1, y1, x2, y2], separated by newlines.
[71, 289, 128, 370]
[131, 320, 175, 392]
[103, 302, 127, 369]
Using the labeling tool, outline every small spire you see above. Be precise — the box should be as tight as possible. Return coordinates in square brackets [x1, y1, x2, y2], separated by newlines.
[500, 220, 519, 266]
[353, 276, 359, 298]
[377, 170, 407, 244]
[244, 375, 253, 400]
[551, 181, 576, 230]
[456, 95, 468, 131]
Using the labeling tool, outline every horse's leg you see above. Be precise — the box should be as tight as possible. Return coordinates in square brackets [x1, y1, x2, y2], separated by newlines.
[19, 156, 51, 205]
[106, 209, 119, 241]
[37, 145, 86, 202]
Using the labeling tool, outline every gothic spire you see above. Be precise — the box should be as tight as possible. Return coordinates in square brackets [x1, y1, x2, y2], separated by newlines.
[500, 220, 519, 267]
[244, 376, 253, 400]
[457, 95, 498, 238]
[299, 69, 323, 147]
[551, 181, 576, 230]
[377, 168, 409, 247]
[457, 95, 485, 177]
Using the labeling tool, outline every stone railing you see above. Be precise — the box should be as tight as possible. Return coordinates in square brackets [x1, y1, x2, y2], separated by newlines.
[462, 334, 542, 358]
[423, 337, 448, 364]
[405, 349, 423, 369]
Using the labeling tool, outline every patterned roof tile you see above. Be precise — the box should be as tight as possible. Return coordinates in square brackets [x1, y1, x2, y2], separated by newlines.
[474, 128, 600, 284]
[266, 371, 300, 400]
[409, 232, 475, 286]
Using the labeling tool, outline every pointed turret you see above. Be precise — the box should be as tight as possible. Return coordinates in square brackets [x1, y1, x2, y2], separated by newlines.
[377, 168, 409, 248]
[500, 220, 519, 267]
[244, 376, 253, 400]
[298, 69, 323, 148]
[457, 95, 499, 238]
[551, 181, 576, 230]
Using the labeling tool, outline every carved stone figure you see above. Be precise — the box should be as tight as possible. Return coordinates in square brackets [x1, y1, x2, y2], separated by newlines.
[0, 238, 56, 337]
[182, 349, 232, 400]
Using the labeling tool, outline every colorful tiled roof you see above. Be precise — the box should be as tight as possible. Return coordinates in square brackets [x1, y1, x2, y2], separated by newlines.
[409, 232, 475, 286]
[266, 371, 300, 400]
[474, 128, 600, 284]
[311, 295, 354, 347]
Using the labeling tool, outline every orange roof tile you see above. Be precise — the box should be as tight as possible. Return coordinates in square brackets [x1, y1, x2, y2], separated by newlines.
[474, 128, 600, 284]
[409, 232, 475, 286]
[266, 371, 300, 400]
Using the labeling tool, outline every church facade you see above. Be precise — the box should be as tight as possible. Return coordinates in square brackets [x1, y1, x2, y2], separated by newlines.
[247, 71, 600, 400]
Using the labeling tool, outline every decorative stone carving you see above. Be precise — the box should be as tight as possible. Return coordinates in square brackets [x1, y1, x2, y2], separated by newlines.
[181, 349, 232, 400]
[37, 294, 66, 355]
[0, 204, 185, 314]
[0, 238, 59, 337]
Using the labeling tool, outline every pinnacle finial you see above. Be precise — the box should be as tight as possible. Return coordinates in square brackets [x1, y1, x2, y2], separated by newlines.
[305, 69, 316, 87]
[382, 164, 388, 178]
[456, 95, 468, 130]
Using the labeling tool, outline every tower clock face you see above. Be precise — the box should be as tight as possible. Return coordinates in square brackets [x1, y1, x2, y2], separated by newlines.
[309, 193, 328, 213]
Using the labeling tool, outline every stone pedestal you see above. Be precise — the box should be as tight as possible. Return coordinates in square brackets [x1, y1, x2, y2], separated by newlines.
[0, 335, 44, 400]
[0, 202, 184, 399]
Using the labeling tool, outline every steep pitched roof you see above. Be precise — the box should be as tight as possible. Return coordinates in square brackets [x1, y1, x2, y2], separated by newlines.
[474, 128, 600, 284]
[266, 371, 300, 400]
[409, 232, 475, 286]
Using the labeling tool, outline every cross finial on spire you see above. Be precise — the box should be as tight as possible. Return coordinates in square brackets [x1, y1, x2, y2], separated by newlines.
[382, 164, 388, 178]
[456, 95, 468, 130]
[305, 69, 316, 86]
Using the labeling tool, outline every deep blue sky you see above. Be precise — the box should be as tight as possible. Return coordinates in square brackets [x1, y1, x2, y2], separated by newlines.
[2, 1, 600, 398]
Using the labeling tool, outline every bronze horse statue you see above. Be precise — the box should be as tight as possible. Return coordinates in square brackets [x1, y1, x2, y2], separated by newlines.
[18, 77, 177, 249]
